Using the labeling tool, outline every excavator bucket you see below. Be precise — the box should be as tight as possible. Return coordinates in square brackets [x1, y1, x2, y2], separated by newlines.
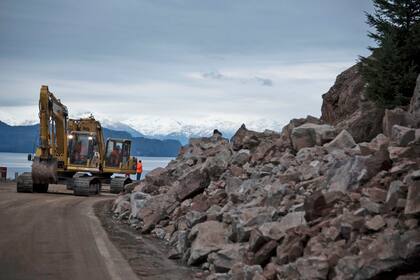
[32, 159, 57, 185]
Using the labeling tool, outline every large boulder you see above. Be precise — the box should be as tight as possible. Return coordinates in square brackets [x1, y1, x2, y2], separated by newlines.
[145, 167, 172, 187]
[277, 256, 330, 280]
[279, 116, 321, 148]
[230, 263, 264, 280]
[231, 124, 262, 151]
[326, 156, 368, 192]
[174, 166, 210, 201]
[321, 64, 384, 142]
[359, 133, 389, 156]
[404, 170, 420, 215]
[188, 221, 229, 265]
[201, 149, 231, 179]
[138, 193, 179, 233]
[391, 125, 416, 146]
[208, 243, 247, 273]
[334, 229, 420, 280]
[383, 108, 415, 137]
[276, 226, 310, 265]
[258, 212, 307, 241]
[324, 129, 356, 153]
[224, 207, 276, 242]
[291, 123, 337, 151]
[231, 149, 251, 166]
[129, 191, 152, 219]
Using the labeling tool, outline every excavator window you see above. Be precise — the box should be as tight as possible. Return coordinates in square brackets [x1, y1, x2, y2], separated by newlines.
[68, 133, 98, 166]
[105, 139, 131, 168]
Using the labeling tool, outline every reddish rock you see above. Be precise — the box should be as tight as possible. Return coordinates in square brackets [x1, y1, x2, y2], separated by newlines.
[362, 187, 387, 203]
[248, 229, 269, 253]
[409, 74, 420, 123]
[174, 167, 210, 201]
[138, 193, 178, 233]
[231, 124, 262, 151]
[365, 215, 386, 231]
[383, 108, 415, 137]
[263, 262, 280, 280]
[252, 240, 278, 265]
[324, 129, 356, 153]
[321, 64, 384, 142]
[321, 64, 364, 124]
[404, 171, 420, 215]
[188, 221, 229, 265]
[291, 123, 337, 151]
[231, 263, 263, 280]
[276, 226, 309, 265]
[145, 167, 172, 187]
[208, 243, 247, 273]
[391, 125, 416, 146]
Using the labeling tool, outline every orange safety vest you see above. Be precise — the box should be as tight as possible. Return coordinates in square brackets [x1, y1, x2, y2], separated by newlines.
[136, 162, 143, 173]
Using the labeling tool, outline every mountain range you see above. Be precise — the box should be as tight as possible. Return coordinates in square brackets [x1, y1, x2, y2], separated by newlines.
[2, 114, 284, 145]
[0, 121, 181, 157]
[103, 116, 283, 144]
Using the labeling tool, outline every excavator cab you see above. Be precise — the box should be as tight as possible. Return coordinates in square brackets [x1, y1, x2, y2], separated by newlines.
[104, 139, 131, 169]
[67, 131, 100, 169]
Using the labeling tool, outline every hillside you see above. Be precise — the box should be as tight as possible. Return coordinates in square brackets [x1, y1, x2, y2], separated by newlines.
[0, 121, 182, 157]
[111, 70, 420, 279]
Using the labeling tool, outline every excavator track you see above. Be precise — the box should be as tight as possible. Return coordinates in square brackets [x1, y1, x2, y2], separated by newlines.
[73, 176, 101, 196]
[110, 177, 132, 194]
[16, 172, 33, 192]
[16, 172, 49, 193]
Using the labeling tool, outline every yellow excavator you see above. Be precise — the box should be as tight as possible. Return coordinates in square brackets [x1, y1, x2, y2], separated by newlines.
[16, 85, 137, 195]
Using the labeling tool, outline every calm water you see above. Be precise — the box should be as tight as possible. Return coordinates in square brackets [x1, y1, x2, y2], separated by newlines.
[0, 152, 174, 180]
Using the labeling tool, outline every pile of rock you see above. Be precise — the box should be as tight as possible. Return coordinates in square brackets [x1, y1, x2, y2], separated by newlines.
[112, 73, 420, 280]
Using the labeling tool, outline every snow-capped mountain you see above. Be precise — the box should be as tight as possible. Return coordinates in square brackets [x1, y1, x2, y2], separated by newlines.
[1, 111, 284, 145]
[70, 113, 284, 144]
[122, 116, 284, 144]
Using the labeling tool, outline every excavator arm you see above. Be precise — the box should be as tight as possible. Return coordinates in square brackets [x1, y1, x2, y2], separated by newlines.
[38, 85, 68, 160]
[32, 86, 68, 185]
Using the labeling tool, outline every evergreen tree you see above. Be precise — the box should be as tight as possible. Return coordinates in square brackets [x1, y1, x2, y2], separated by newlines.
[360, 0, 420, 108]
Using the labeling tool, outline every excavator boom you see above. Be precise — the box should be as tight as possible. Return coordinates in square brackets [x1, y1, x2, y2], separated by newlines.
[38, 85, 68, 160]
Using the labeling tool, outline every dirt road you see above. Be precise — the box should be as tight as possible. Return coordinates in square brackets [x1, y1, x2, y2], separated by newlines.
[0, 182, 139, 280]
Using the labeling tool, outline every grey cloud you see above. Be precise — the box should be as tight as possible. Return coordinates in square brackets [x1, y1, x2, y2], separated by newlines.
[201, 71, 273, 87]
[202, 71, 225, 80]
[255, 77, 273, 87]
[0, 0, 373, 126]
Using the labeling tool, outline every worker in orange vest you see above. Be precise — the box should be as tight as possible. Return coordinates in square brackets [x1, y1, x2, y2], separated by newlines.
[136, 160, 143, 180]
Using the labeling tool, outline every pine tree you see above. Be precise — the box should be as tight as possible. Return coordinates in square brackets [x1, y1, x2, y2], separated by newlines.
[360, 0, 420, 108]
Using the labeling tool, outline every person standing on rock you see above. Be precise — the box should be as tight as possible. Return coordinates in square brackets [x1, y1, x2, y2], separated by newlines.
[136, 160, 143, 181]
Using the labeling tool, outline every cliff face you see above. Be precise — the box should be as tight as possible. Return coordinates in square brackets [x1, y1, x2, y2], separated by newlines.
[111, 72, 420, 280]
[321, 64, 384, 143]
[321, 64, 365, 124]
[409, 74, 420, 123]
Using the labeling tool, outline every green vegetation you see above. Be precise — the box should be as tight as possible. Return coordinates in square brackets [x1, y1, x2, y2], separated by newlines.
[360, 0, 420, 108]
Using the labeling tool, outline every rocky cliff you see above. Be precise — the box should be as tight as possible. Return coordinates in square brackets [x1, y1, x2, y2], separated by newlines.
[111, 71, 420, 280]
[321, 64, 385, 143]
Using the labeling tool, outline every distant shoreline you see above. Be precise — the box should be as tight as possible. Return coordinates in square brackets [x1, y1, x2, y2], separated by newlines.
[0, 151, 175, 158]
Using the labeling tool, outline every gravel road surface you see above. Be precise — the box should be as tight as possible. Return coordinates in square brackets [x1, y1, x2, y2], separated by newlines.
[0, 182, 138, 280]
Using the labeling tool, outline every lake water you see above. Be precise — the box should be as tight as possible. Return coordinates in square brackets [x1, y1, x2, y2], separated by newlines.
[0, 152, 174, 180]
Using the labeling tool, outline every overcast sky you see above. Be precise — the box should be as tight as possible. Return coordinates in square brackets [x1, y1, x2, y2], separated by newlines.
[0, 0, 374, 129]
